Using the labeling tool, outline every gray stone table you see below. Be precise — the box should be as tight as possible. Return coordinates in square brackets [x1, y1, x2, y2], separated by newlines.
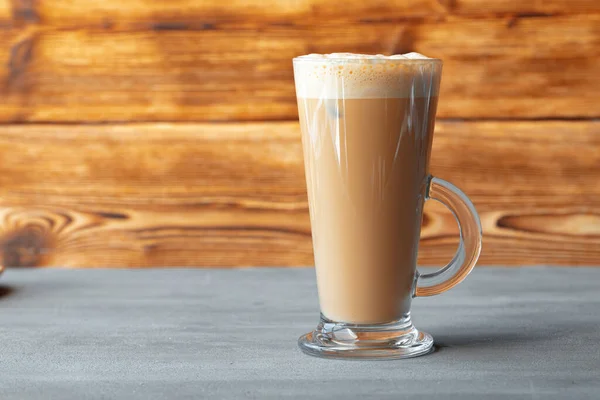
[0, 267, 599, 399]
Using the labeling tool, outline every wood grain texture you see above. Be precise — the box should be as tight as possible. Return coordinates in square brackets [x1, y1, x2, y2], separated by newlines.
[0, 14, 599, 122]
[0, 121, 598, 267]
[1, 0, 598, 29]
[0, 0, 598, 267]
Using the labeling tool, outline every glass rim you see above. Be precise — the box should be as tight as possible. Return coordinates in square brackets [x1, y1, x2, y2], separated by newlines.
[292, 55, 443, 64]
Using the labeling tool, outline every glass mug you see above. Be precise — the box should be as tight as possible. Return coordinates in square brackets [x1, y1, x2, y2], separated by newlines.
[293, 53, 482, 359]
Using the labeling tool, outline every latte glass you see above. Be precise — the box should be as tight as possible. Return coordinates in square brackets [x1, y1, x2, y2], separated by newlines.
[293, 54, 482, 359]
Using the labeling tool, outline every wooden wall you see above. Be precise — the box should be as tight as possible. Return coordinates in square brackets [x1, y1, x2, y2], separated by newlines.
[0, 0, 598, 267]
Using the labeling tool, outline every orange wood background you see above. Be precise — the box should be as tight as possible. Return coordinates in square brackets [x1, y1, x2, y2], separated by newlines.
[0, 0, 598, 267]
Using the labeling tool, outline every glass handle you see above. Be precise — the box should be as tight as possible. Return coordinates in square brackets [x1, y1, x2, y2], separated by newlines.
[414, 177, 482, 297]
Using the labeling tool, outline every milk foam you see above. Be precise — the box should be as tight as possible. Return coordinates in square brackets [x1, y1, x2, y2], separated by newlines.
[293, 52, 442, 99]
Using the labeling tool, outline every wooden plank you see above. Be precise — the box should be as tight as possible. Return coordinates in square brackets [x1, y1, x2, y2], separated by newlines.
[421, 120, 600, 266]
[452, 0, 600, 16]
[3, 1, 598, 29]
[0, 14, 599, 122]
[0, 121, 598, 267]
[36, 0, 443, 29]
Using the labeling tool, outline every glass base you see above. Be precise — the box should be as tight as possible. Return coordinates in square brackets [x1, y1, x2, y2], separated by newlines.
[298, 313, 434, 360]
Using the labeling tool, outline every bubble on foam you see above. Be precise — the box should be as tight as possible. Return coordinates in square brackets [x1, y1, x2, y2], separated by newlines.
[393, 52, 430, 60]
[293, 52, 441, 99]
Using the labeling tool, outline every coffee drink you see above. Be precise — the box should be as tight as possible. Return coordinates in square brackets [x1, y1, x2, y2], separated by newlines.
[294, 53, 482, 359]
[294, 53, 441, 324]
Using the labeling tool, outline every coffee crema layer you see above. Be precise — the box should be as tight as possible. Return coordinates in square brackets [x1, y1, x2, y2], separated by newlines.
[293, 52, 442, 99]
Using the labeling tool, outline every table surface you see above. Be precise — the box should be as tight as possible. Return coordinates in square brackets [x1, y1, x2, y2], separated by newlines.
[0, 267, 599, 400]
